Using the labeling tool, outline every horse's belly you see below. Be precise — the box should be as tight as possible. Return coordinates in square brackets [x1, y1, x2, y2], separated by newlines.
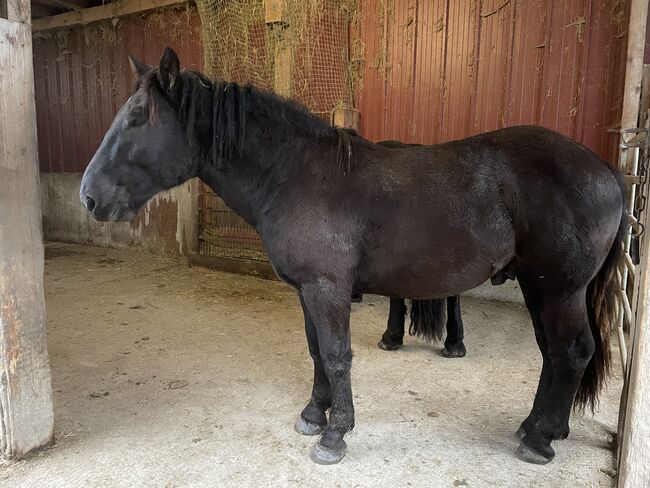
[356, 264, 491, 298]
[355, 221, 516, 298]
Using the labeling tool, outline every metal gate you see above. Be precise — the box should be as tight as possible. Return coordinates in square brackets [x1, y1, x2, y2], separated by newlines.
[614, 120, 649, 374]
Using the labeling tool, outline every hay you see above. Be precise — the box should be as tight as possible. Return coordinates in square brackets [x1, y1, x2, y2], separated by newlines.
[195, 0, 360, 117]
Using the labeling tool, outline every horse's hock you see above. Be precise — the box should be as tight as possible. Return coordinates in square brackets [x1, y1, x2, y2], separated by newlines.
[194, 0, 360, 263]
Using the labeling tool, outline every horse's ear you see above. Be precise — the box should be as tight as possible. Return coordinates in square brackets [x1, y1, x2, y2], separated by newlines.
[128, 54, 150, 80]
[158, 47, 180, 92]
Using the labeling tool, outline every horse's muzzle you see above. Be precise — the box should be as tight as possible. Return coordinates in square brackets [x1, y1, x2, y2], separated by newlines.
[80, 189, 135, 222]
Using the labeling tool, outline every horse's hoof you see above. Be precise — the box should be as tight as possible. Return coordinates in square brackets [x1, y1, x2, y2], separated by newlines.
[515, 426, 527, 440]
[295, 417, 325, 436]
[310, 442, 347, 465]
[378, 340, 402, 351]
[515, 441, 555, 465]
[441, 343, 466, 358]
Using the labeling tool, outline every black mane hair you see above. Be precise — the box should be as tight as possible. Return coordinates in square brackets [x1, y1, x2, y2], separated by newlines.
[140, 69, 354, 172]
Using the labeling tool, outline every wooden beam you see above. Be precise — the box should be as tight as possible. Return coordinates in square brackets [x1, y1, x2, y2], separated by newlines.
[30, 3, 61, 18]
[0, 11, 54, 459]
[264, 0, 285, 23]
[332, 108, 360, 130]
[32, 0, 95, 13]
[32, 0, 188, 32]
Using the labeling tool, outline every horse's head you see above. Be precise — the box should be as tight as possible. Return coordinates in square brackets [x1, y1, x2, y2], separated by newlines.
[80, 48, 201, 221]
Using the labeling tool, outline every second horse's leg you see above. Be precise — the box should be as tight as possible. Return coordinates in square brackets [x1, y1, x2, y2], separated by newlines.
[378, 298, 407, 350]
[442, 295, 467, 357]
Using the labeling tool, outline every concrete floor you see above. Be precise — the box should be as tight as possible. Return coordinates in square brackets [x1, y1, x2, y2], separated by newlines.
[0, 243, 622, 487]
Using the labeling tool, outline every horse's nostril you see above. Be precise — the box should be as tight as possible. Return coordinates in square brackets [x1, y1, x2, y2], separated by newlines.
[84, 196, 96, 212]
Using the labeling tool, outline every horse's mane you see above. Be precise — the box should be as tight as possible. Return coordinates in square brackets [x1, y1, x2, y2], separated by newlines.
[139, 69, 353, 172]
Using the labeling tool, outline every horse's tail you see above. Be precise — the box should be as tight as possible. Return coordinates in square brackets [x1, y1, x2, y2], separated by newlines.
[576, 168, 626, 412]
[409, 299, 447, 342]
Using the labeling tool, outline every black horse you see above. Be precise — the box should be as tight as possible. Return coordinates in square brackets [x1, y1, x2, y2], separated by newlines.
[378, 296, 466, 357]
[80, 49, 625, 466]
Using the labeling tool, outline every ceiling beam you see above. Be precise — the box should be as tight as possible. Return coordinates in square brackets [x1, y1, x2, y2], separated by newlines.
[32, 0, 95, 13]
[32, 0, 188, 31]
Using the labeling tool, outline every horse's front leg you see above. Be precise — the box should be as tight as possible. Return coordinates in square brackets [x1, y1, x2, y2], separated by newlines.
[300, 279, 354, 465]
[295, 294, 331, 435]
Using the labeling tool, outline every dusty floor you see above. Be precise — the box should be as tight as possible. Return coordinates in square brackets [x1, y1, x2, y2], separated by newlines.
[0, 243, 622, 487]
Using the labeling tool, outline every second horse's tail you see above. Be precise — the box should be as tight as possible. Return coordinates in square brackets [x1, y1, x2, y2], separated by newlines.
[409, 299, 447, 342]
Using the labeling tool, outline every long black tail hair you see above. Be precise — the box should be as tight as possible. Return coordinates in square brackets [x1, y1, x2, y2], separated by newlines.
[575, 167, 626, 412]
[409, 299, 447, 341]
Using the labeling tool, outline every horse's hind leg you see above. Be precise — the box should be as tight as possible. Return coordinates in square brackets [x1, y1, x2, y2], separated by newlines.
[378, 298, 407, 350]
[300, 280, 354, 465]
[516, 305, 555, 440]
[442, 295, 467, 358]
[295, 294, 331, 436]
[516, 287, 594, 464]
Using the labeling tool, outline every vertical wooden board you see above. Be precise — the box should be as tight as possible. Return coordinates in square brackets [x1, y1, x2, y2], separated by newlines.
[6, 0, 29, 23]
[0, 17, 54, 458]
[440, 0, 477, 141]
[505, 0, 546, 127]
[32, 40, 51, 172]
[274, 46, 292, 97]
[264, 0, 285, 23]
[538, 0, 586, 138]
[46, 38, 62, 172]
[356, 0, 382, 139]
[384, 0, 418, 142]
[69, 31, 85, 171]
[472, 0, 516, 133]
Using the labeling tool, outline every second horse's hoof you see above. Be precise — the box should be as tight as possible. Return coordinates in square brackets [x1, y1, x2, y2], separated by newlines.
[310, 442, 347, 465]
[515, 440, 555, 465]
[378, 340, 402, 351]
[441, 343, 467, 358]
[295, 417, 325, 436]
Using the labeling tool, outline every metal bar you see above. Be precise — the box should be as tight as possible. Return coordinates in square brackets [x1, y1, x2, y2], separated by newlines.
[625, 175, 645, 185]
[624, 252, 636, 275]
[617, 323, 628, 375]
[620, 288, 634, 327]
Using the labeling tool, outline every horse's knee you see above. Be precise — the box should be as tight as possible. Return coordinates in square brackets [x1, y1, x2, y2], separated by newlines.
[322, 352, 352, 379]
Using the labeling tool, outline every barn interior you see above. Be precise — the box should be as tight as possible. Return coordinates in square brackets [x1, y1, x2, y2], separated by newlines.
[1, 0, 649, 486]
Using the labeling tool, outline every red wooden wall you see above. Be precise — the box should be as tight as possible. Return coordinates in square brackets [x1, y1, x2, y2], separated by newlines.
[33, 1, 631, 172]
[32, 5, 203, 173]
[356, 0, 630, 161]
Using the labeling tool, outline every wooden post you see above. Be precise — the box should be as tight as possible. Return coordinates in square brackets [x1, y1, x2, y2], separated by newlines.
[332, 108, 360, 130]
[618, 0, 650, 485]
[619, 205, 650, 486]
[0, 0, 54, 459]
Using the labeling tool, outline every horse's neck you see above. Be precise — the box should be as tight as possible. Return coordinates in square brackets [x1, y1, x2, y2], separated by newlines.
[198, 99, 319, 230]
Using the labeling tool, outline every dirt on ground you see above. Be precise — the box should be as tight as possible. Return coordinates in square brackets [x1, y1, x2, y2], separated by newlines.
[0, 243, 622, 487]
